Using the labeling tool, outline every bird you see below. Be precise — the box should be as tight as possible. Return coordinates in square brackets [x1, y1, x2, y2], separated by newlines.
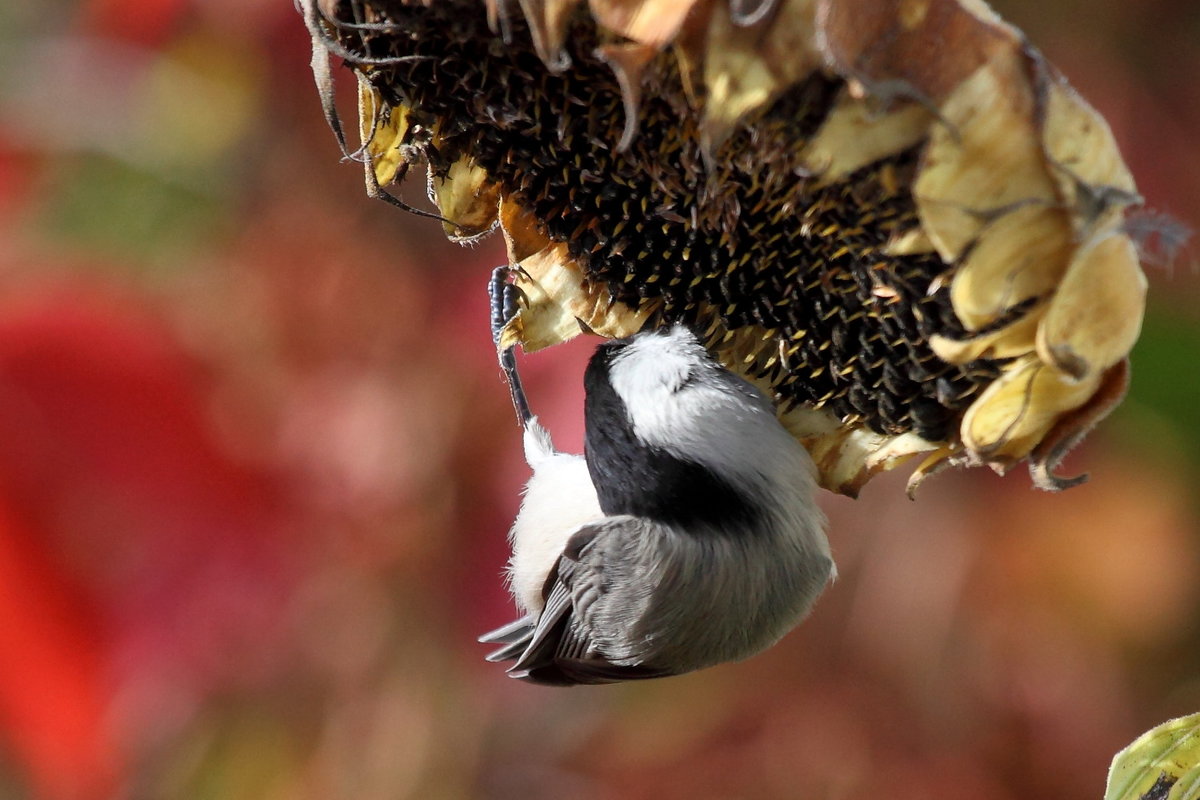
[480, 311, 834, 685]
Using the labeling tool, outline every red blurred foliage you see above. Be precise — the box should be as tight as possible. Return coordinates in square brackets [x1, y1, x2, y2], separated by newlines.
[77, 0, 189, 47]
[0, 492, 116, 800]
[0, 284, 297, 798]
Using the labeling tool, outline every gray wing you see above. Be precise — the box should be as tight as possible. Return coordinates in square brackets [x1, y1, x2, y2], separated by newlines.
[479, 519, 673, 686]
[478, 615, 537, 662]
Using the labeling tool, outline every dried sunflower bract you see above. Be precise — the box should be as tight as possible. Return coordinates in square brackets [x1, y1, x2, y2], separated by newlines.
[300, 0, 1147, 496]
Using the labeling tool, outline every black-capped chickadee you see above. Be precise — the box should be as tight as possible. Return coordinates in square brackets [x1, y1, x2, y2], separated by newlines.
[481, 274, 834, 684]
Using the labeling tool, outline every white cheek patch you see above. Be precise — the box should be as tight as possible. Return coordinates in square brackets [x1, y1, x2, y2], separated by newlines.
[607, 326, 704, 436]
[610, 346, 693, 399]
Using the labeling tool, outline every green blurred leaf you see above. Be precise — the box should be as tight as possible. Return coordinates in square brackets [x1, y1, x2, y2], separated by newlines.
[1106, 713, 1200, 800]
[40, 155, 229, 267]
[1121, 308, 1200, 463]
[161, 708, 306, 800]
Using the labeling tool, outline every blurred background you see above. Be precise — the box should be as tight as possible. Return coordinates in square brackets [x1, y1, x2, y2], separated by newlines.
[0, 0, 1196, 797]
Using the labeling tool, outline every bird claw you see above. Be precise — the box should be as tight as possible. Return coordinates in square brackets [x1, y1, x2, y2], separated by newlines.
[489, 265, 533, 426]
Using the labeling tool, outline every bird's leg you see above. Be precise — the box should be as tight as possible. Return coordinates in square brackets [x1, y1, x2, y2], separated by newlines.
[489, 265, 533, 426]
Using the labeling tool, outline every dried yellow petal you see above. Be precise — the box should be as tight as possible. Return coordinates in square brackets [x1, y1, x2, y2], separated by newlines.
[796, 420, 933, 498]
[498, 196, 552, 264]
[428, 158, 500, 242]
[929, 309, 1040, 363]
[359, 86, 411, 187]
[590, 0, 699, 48]
[882, 227, 937, 256]
[1036, 230, 1146, 381]
[800, 92, 932, 185]
[949, 204, 1073, 330]
[1040, 79, 1139, 232]
[502, 244, 655, 353]
[915, 54, 1059, 262]
[702, 0, 818, 151]
[961, 355, 1099, 463]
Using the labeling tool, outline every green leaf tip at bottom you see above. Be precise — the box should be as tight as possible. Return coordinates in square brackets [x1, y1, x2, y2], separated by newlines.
[1107, 713, 1200, 800]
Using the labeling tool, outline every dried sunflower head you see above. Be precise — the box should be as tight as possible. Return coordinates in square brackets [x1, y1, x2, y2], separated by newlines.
[300, 0, 1147, 496]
